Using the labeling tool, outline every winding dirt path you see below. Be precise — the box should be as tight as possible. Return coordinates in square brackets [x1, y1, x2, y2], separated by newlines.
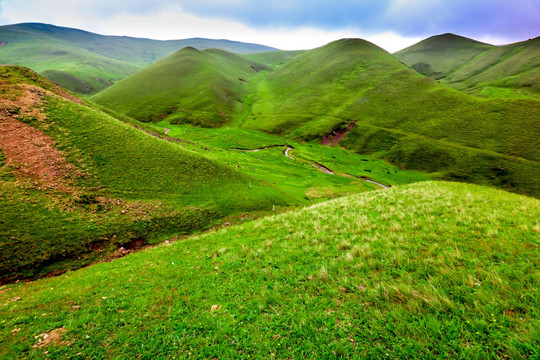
[361, 178, 390, 190]
[234, 144, 390, 190]
[284, 147, 294, 160]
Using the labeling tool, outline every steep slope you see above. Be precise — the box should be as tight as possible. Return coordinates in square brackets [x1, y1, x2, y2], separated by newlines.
[0, 181, 538, 358]
[0, 23, 278, 95]
[394, 33, 494, 78]
[0, 65, 290, 282]
[242, 39, 540, 196]
[92, 47, 269, 126]
[396, 34, 540, 98]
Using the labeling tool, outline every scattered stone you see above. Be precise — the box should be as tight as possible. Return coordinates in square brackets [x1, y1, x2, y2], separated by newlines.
[33, 327, 72, 348]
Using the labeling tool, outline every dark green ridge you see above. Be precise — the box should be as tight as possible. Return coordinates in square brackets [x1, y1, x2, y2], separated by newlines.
[91, 46, 271, 126]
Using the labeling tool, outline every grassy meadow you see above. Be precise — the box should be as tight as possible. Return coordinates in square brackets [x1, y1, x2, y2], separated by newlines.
[0, 181, 538, 359]
[0, 66, 288, 281]
[0, 27, 539, 360]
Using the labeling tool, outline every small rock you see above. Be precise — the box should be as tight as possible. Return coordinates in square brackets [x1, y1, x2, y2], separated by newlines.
[210, 305, 221, 313]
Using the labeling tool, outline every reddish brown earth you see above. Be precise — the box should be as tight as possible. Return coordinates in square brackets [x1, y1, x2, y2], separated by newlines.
[322, 122, 356, 147]
[0, 83, 86, 191]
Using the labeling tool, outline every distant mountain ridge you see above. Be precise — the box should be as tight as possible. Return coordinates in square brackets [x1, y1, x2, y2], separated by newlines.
[0, 23, 278, 95]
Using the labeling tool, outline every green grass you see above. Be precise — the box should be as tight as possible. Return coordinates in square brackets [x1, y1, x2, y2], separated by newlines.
[0, 23, 277, 95]
[0, 181, 538, 359]
[152, 121, 427, 198]
[394, 33, 494, 79]
[240, 39, 540, 197]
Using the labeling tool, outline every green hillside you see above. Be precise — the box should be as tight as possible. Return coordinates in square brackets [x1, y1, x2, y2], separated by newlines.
[92, 47, 269, 126]
[92, 38, 540, 196]
[0, 65, 289, 282]
[2, 65, 428, 282]
[0, 23, 277, 95]
[396, 34, 540, 99]
[243, 39, 540, 196]
[394, 33, 494, 78]
[1, 181, 538, 359]
[444, 37, 540, 98]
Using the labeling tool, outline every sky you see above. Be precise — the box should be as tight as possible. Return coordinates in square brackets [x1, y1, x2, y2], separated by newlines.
[0, 0, 539, 52]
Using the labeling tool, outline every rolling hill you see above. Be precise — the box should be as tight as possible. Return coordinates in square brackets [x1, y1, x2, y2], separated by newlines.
[0, 181, 538, 358]
[396, 33, 540, 99]
[0, 23, 277, 95]
[96, 38, 539, 196]
[394, 33, 495, 79]
[0, 65, 290, 282]
[92, 47, 271, 126]
[1, 64, 429, 282]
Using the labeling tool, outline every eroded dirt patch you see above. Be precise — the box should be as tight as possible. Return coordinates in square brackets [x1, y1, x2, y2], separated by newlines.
[322, 122, 356, 147]
[0, 84, 86, 191]
[0, 117, 84, 191]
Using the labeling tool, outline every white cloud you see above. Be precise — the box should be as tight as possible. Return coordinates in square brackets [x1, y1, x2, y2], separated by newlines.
[0, 1, 421, 52]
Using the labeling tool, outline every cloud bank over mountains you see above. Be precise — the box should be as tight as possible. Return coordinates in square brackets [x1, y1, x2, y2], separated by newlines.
[0, 0, 538, 51]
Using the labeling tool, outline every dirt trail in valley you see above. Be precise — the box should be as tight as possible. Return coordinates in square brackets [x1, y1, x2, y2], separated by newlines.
[284, 147, 294, 160]
[235, 144, 390, 190]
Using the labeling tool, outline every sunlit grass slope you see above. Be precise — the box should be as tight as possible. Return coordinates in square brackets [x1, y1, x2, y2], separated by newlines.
[243, 39, 540, 196]
[91, 47, 269, 126]
[0, 181, 538, 359]
[0, 66, 290, 281]
[0, 23, 277, 95]
[396, 34, 540, 99]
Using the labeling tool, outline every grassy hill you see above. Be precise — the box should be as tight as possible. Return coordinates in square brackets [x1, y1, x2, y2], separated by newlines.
[1, 65, 428, 282]
[0, 65, 291, 282]
[92, 38, 540, 197]
[0, 181, 538, 358]
[92, 47, 270, 126]
[396, 34, 540, 99]
[0, 23, 277, 95]
[243, 39, 540, 196]
[394, 33, 494, 79]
